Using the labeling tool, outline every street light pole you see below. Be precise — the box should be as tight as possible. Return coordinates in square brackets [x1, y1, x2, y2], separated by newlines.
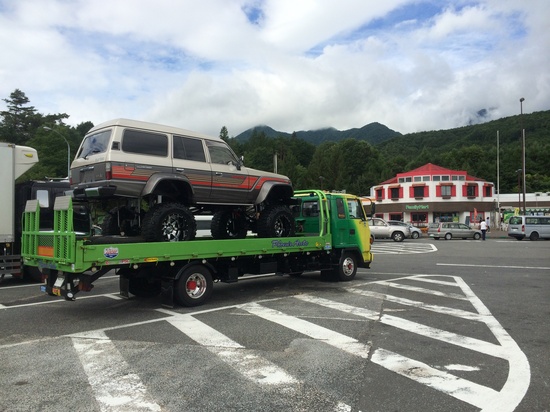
[43, 126, 70, 179]
[520, 97, 526, 215]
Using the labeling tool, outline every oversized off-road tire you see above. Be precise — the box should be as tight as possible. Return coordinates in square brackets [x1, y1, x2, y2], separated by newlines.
[334, 251, 358, 281]
[211, 210, 248, 239]
[174, 265, 213, 307]
[257, 205, 295, 238]
[101, 206, 139, 236]
[141, 203, 196, 242]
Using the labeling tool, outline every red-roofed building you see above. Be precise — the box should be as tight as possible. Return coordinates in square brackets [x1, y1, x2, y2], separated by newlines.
[370, 163, 495, 227]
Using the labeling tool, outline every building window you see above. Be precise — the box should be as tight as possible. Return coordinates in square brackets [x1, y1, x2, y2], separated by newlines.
[411, 213, 427, 223]
[433, 175, 441, 181]
[389, 213, 402, 221]
[423, 176, 430, 181]
[441, 185, 452, 196]
[466, 185, 477, 197]
[413, 176, 422, 182]
[413, 186, 425, 198]
[398, 178, 404, 183]
[390, 187, 400, 199]
[376, 188, 383, 200]
[441, 175, 450, 181]
[484, 186, 492, 197]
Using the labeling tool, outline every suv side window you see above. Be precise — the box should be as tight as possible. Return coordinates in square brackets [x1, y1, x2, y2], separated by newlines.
[173, 135, 206, 162]
[206, 140, 238, 165]
[122, 129, 168, 157]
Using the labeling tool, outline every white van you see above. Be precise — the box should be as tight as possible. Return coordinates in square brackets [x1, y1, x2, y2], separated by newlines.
[507, 215, 550, 241]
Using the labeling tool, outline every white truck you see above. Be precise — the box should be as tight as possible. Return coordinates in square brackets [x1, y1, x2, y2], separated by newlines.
[0, 142, 69, 281]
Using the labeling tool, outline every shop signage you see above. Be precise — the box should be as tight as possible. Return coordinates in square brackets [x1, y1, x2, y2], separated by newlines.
[405, 204, 429, 210]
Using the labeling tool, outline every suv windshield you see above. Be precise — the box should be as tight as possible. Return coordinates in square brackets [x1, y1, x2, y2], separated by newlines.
[78, 130, 112, 159]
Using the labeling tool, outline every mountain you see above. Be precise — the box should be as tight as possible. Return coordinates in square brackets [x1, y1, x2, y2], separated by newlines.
[235, 122, 401, 145]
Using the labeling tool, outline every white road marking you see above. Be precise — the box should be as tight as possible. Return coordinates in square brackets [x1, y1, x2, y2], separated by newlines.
[437, 263, 550, 270]
[1, 293, 123, 309]
[348, 275, 531, 412]
[371, 348, 499, 409]
[72, 331, 161, 412]
[241, 302, 372, 359]
[167, 314, 298, 386]
[374, 280, 468, 300]
[371, 243, 437, 254]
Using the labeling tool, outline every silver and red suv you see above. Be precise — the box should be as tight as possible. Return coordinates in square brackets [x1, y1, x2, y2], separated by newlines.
[70, 119, 295, 241]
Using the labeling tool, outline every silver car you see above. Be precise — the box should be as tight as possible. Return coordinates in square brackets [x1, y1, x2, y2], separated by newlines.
[368, 218, 410, 242]
[388, 221, 422, 239]
[428, 222, 482, 240]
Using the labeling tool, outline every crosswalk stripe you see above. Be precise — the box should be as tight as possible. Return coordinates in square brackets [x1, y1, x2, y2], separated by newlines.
[72, 332, 161, 412]
[240, 302, 372, 359]
[167, 315, 298, 386]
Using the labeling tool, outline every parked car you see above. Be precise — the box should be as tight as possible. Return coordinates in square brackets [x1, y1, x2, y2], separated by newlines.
[367, 218, 410, 242]
[508, 215, 550, 240]
[428, 222, 482, 240]
[388, 220, 422, 239]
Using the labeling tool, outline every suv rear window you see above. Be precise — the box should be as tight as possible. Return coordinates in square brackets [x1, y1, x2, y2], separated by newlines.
[122, 129, 168, 157]
[78, 130, 112, 158]
[508, 216, 522, 225]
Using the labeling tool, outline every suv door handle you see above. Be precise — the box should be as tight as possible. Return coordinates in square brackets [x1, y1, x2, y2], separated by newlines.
[215, 172, 223, 176]
[176, 168, 184, 172]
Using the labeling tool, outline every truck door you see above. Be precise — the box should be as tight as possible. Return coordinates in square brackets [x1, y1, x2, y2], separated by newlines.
[332, 197, 370, 254]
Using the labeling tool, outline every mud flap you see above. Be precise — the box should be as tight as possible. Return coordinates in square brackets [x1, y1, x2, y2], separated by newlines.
[160, 277, 175, 308]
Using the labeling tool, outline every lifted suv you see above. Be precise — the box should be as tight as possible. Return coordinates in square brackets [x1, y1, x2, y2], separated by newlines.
[70, 119, 295, 241]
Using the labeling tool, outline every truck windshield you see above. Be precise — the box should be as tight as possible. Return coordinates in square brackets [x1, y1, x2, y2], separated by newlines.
[78, 130, 112, 159]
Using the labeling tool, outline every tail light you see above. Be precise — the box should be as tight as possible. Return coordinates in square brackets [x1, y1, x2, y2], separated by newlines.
[105, 162, 112, 180]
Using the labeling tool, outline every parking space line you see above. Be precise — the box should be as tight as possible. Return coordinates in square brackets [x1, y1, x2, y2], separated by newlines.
[437, 263, 550, 270]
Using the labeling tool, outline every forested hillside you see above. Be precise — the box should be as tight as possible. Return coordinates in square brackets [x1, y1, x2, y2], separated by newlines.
[1, 88, 549, 196]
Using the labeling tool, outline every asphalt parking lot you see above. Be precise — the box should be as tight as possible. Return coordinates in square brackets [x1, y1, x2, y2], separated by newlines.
[1, 235, 549, 412]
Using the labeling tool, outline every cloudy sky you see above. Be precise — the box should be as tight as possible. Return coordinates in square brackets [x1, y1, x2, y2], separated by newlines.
[1, 0, 548, 137]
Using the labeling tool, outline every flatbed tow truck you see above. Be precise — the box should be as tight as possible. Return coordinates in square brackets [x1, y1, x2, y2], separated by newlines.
[21, 189, 374, 307]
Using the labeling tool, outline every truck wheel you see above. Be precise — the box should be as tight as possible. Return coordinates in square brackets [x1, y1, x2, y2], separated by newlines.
[211, 210, 248, 239]
[335, 251, 358, 281]
[142, 203, 197, 242]
[392, 231, 405, 242]
[257, 205, 295, 238]
[174, 265, 213, 307]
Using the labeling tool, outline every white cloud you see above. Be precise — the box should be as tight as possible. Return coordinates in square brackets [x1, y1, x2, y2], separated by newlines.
[0, 0, 548, 137]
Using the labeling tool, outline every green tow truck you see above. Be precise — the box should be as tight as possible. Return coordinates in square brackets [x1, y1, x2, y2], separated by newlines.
[21, 189, 374, 307]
